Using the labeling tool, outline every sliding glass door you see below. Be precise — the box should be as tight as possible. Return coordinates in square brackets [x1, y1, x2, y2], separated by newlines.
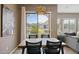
[26, 13, 50, 38]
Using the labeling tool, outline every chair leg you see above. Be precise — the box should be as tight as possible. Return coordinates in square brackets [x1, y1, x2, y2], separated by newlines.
[61, 46, 64, 54]
[22, 47, 25, 54]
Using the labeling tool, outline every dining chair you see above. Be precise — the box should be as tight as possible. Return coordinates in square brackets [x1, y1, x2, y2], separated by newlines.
[57, 35, 65, 54]
[26, 41, 42, 54]
[44, 41, 61, 54]
[57, 35, 66, 42]
[29, 34, 38, 38]
[41, 34, 50, 38]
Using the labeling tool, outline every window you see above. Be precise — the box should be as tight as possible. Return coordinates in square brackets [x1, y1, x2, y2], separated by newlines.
[69, 19, 76, 32]
[63, 19, 70, 33]
[57, 18, 76, 34]
[63, 18, 76, 33]
[26, 13, 50, 38]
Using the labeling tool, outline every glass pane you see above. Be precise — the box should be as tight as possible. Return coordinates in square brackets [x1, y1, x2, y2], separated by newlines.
[62, 18, 76, 33]
[63, 19, 69, 33]
[27, 13, 38, 38]
[38, 14, 49, 37]
[69, 19, 76, 32]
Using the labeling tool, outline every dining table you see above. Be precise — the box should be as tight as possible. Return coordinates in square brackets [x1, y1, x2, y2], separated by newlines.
[18, 38, 66, 54]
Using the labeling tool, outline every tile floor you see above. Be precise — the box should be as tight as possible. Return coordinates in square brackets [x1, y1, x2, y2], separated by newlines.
[13, 46, 77, 54]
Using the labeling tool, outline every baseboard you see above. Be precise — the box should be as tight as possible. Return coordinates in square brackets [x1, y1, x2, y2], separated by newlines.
[9, 45, 19, 54]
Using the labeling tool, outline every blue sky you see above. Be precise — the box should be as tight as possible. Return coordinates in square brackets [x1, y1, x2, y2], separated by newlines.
[27, 14, 48, 24]
[27, 14, 37, 24]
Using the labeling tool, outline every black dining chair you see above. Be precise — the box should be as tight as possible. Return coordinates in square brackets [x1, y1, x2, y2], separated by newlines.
[29, 34, 38, 38]
[26, 41, 42, 54]
[57, 35, 66, 42]
[44, 41, 61, 54]
[41, 34, 50, 38]
[57, 35, 65, 54]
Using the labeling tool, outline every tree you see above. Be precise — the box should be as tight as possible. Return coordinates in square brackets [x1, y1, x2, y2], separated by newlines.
[30, 24, 38, 34]
[30, 23, 44, 34]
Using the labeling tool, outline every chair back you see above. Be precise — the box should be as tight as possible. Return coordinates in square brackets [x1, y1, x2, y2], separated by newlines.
[46, 41, 61, 54]
[57, 35, 65, 42]
[41, 34, 50, 38]
[26, 41, 42, 54]
[29, 34, 38, 38]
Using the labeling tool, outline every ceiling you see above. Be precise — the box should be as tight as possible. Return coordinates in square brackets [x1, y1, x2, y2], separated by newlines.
[21, 4, 79, 13]
[58, 4, 79, 13]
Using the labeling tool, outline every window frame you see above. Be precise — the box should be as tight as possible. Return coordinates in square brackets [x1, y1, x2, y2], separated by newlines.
[26, 11, 51, 38]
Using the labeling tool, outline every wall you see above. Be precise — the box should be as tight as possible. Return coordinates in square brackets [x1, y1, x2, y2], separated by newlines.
[0, 4, 21, 54]
[0, 4, 1, 36]
[21, 7, 26, 42]
[58, 13, 79, 18]
[25, 4, 57, 38]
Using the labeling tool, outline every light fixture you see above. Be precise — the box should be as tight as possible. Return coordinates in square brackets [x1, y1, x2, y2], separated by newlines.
[35, 6, 46, 14]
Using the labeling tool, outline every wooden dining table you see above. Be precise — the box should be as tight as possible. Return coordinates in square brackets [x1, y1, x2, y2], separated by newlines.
[18, 38, 66, 54]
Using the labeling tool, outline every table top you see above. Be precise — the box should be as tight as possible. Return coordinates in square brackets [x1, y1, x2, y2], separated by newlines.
[19, 38, 66, 47]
